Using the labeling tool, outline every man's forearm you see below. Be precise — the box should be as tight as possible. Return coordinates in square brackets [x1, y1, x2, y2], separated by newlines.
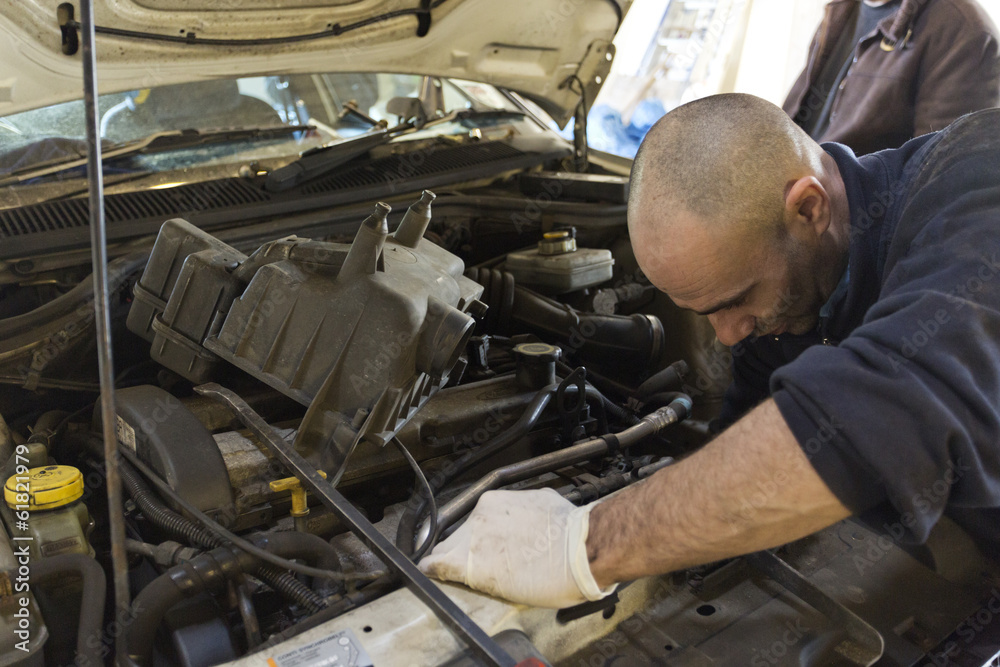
[586, 399, 851, 588]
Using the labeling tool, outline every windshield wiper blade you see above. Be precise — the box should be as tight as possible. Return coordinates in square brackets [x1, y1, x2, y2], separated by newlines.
[262, 107, 526, 193]
[264, 122, 413, 193]
[453, 108, 526, 121]
[0, 125, 313, 187]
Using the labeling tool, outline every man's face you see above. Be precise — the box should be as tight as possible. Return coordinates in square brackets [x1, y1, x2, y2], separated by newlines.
[633, 211, 826, 346]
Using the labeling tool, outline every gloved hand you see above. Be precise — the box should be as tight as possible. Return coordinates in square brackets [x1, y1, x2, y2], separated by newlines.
[418, 488, 616, 608]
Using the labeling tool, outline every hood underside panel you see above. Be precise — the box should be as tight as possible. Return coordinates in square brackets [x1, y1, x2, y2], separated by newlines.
[0, 0, 625, 123]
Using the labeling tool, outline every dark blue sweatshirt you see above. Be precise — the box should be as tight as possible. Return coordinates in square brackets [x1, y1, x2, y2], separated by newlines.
[718, 109, 1000, 551]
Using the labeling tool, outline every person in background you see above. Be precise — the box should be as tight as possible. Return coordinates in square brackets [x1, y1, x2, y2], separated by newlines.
[783, 0, 1000, 155]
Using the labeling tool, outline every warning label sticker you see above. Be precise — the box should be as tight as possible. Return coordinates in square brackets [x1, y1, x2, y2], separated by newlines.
[115, 415, 136, 451]
[267, 629, 373, 667]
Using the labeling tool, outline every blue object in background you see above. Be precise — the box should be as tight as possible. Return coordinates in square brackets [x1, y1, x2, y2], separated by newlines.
[588, 98, 667, 158]
[552, 97, 667, 158]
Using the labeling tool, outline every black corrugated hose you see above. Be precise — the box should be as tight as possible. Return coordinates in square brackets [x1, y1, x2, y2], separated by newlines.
[119, 460, 218, 549]
[119, 459, 327, 613]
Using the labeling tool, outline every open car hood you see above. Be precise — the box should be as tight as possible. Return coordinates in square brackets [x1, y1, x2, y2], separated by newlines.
[0, 0, 623, 125]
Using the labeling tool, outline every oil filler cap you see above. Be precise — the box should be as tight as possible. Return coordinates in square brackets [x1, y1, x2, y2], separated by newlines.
[513, 342, 562, 361]
[5, 465, 84, 510]
[513, 342, 562, 389]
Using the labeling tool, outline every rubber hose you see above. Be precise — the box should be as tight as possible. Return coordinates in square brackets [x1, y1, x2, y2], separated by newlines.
[28, 410, 69, 439]
[120, 460, 219, 549]
[250, 532, 339, 606]
[395, 378, 651, 554]
[469, 267, 663, 373]
[0, 410, 70, 491]
[635, 360, 690, 398]
[125, 536, 337, 667]
[510, 285, 663, 372]
[594, 388, 640, 426]
[0, 411, 67, 492]
[256, 563, 326, 613]
[0, 252, 148, 339]
[250, 575, 398, 653]
[249, 532, 341, 574]
[121, 460, 327, 612]
[643, 392, 691, 408]
[31, 554, 106, 667]
[443, 381, 635, 481]
[395, 383, 560, 555]
[467, 268, 516, 333]
[125, 546, 256, 666]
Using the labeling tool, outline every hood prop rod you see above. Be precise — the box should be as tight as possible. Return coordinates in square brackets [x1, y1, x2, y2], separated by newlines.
[80, 0, 131, 655]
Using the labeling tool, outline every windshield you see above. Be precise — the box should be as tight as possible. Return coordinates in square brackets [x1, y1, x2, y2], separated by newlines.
[0, 73, 522, 178]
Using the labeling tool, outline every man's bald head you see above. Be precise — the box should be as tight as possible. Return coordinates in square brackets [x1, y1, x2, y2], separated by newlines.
[628, 93, 824, 243]
[626, 93, 851, 345]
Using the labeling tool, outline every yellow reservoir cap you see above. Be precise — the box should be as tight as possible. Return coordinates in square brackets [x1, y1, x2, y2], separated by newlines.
[4, 465, 84, 511]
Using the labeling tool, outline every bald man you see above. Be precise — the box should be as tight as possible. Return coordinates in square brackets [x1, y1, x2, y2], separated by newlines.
[420, 94, 1000, 609]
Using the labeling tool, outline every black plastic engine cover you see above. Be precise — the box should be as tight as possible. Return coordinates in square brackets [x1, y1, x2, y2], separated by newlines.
[108, 385, 236, 526]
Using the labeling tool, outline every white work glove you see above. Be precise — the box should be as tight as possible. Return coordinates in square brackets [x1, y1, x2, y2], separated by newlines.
[418, 488, 616, 609]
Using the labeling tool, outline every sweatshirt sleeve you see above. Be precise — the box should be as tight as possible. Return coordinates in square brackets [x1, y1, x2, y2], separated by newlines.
[770, 142, 1000, 544]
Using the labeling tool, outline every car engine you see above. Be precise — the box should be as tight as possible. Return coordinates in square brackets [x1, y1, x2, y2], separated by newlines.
[0, 172, 707, 666]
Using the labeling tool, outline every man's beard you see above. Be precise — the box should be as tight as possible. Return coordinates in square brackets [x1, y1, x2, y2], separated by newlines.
[750, 241, 823, 338]
[750, 310, 818, 339]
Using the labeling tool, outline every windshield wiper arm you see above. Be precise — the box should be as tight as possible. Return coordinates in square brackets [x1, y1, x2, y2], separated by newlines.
[263, 107, 526, 193]
[264, 122, 413, 193]
[0, 125, 313, 187]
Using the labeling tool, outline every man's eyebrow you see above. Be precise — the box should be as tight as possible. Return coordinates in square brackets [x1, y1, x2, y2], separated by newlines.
[690, 284, 756, 316]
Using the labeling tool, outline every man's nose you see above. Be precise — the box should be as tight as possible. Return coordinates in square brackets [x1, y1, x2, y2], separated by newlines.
[707, 311, 755, 346]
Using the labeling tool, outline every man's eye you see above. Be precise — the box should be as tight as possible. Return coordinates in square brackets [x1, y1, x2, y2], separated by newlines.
[721, 299, 744, 311]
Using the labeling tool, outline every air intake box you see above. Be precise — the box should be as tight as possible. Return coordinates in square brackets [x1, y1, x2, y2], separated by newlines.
[127, 192, 484, 480]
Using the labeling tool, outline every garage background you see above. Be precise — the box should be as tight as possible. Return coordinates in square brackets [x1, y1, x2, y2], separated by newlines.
[581, 0, 1000, 156]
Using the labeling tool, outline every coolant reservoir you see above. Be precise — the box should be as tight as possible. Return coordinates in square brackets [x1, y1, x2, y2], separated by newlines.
[4, 466, 94, 559]
[505, 230, 614, 294]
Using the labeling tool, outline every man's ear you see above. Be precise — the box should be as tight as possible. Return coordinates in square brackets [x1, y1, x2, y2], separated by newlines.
[784, 176, 831, 238]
